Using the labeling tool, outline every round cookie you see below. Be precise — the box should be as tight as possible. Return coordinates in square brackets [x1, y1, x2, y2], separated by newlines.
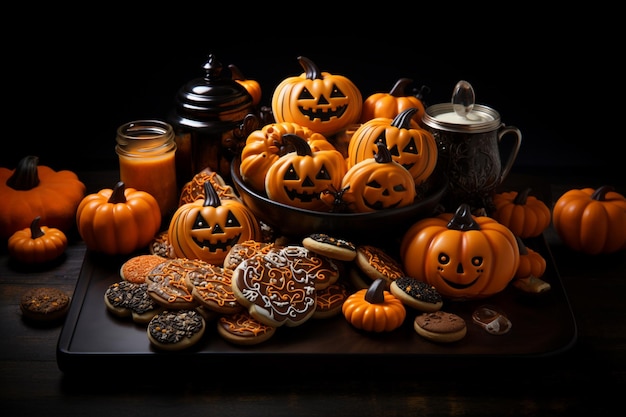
[231, 251, 317, 328]
[272, 244, 340, 290]
[146, 258, 206, 310]
[390, 277, 443, 312]
[120, 254, 168, 284]
[413, 311, 467, 343]
[223, 240, 274, 270]
[313, 282, 349, 319]
[147, 309, 206, 351]
[104, 280, 163, 324]
[149, 231, 176, 259]
[184, 263, 243, 315]
[302, 233, 357, 262]
[354, 245, 405, 288]
[217, 311, 276, 346]
[20, 287, 71, 322]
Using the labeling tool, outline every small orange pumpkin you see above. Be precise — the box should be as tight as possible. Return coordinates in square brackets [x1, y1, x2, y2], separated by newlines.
[271, 56, 363, 137]
[229, 64, 262, 107]
[76, 181, 161, 255]
[0, 155, 86, 239]
[552, 185, 626, 254]
[360, 77, 427, 124]
[342, 278, 406, 332]
[514, 236, 546, 280]
[264, 133, 346, 212]
[492, 188, 552, 238]
[239, 122, 336, 193]
[8, 216, 68, 263]
[169, 181, 262, 265]
[400, 203, 520, 300]
[347, 107, 438, 186]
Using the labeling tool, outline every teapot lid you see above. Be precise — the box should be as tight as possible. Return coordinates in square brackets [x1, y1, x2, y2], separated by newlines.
[168, 54, 253, 133]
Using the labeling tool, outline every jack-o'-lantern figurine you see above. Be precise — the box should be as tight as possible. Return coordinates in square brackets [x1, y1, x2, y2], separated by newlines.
[271, 56, 363, 137]
[169, 181, 262, 265]
[400, 203, 520, 300]
[265, 133, 347, 212]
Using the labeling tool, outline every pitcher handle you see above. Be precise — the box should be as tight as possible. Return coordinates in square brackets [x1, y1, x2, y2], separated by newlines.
[498, 125, 522, 184]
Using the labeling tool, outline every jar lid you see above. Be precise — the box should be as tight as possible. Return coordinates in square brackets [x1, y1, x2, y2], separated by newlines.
[168, 54, 253, 133]
[422, 103, 502, 133]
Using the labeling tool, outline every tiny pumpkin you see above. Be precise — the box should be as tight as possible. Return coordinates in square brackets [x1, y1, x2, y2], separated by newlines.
[229, 64, 262, 107]
[0, 155, 86, 239]
[76, 181, 162, 255]
[492, 188, 552, 238]
[552, 185, 626, 254]
[360, 77, 426, 124]
[8, 216, 68, 263]
[342, 278, 406, 332]
[169, 181, 262, 265]
[347, 107, 438, 186]
[271, 56, 363, 137]
[514, 236, 547, 280]
[400, 203, 520, 300]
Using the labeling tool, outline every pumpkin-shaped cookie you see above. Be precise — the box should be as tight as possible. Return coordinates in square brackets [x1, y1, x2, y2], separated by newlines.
[342, 278, 406, 332]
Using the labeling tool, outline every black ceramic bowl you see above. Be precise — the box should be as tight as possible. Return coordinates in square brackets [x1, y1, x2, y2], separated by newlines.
[230, 157, 447, 242]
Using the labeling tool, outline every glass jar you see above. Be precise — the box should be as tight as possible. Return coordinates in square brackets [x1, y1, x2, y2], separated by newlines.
[115, 120, 178, 223]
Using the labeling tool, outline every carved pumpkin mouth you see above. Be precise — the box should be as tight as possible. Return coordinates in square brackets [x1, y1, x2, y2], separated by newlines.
[364, 199, 402, 210]
[441, 275, 480, 289]
[298, 105, 347, 122]
[284, 186, 322, 203]
[193, 234, 241, 253]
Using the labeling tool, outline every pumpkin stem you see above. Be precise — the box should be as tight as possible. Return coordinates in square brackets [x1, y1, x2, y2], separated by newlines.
[413, 84, 431, 102]
[29, 216, 45, 239]
[513, 188, 532, 205]
[591, 185, 615, 201]
[297, 56, 322, 80]
[282, 133, 313, 156]
[516, 236, 528, 255]
[391, 108, 418, 129]
[374, 141, 394, 164]
[6, 155, 41, 190]
[203, 180, 221, 208]
[108, 182, 128, 204]
[389, 78, 414, 97]
[365, 278, 386, 304]
[228, 64, 245, 81]
[447, 203, 481, 231]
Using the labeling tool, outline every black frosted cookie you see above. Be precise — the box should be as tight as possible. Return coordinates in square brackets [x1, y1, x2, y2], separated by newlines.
[147, 309, 206, 351]
[389, 277, 443, 312]
[105, 280, 163, 324]
[302, 233, 357, 261]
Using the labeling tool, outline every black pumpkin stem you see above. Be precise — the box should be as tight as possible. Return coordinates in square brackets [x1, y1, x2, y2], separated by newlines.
[513, 188, 532, 205]
[228, 64, 245, 81]
[365, 278, 386, 304]
[447, 203, 481, 231]
[516, 236, 528, 255]
[108, 181, 128, 204]
[374, 141, 394, 164]
[203, 180, 221, 208]
[6, 155, 40, 190]
[282, 133, 313, 157]
[389, 78, 413, 97]
[29, 216, 45, 239]
[592, 185, 615, 201]
[297, 56, 322, 80]
[391, 107, 418, 129]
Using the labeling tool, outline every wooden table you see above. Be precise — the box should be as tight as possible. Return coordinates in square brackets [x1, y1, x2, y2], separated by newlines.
[2, 169, 624, 417]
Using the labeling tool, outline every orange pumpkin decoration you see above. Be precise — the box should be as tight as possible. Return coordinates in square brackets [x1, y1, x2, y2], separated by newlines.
[76, 181, 162, 255]
[360, 77, 427, 124]
[514, 236, 546, 280]
[342, 278, 406, 332]
[169, 181, 262, 265]
[271, 56, 363, 137]
[0, 155, 86, 239]
[229, 64, 262, 107]
[324, 141, 416, 213]
[8, 216, 68, 263]
[264, 133, 346, 212]
[552, 185, 626, 254]
[239, 122, 336, 193]
[178, 167, 240, 206]
[400, 203, 520, 300]
[347, 107, 438, 186]
[492, 188, 551, 238]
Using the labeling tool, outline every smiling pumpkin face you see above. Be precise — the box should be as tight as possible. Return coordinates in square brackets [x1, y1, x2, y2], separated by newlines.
[400, 204, 520, 300]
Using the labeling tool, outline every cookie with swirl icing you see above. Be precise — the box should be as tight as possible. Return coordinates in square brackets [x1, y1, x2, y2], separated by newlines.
[146, 258, 204, 309]
[217, 311, 276, 345]
[222, 240, 274, 271]
[231, 250, 317, 327]
[184, 263, 243, 315]
[354, 245, 405, 289]
[271, 244, 340, 290]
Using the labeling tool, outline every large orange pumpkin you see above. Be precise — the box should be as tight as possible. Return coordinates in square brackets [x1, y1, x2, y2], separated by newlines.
[169, 181, 262, 265]
[400, 203, 520, 300]
[271, 56, 362, 137]
[347, 107, 438, 186]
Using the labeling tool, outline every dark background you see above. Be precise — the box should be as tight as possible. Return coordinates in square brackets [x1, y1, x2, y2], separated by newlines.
[2, 14, 620, 181]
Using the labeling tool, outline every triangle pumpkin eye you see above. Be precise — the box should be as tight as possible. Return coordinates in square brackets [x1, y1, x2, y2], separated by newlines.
[284, 164, 300, 180]
[403, 137, 418, 155]
[366, 180, 382, 189]
[329, 85, 346, 98]
[315, 164, 332, 180]
[225, 211, 241, 228]
[298, 88, 314, 100]
[192, 212, 209, 230]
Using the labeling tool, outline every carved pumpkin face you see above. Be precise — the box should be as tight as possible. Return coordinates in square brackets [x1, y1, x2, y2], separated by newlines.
[271, 56, 363, 137]
[400, 204, 519, 299]
[265, 134, 346, 212]
[169, 182, 261, 265]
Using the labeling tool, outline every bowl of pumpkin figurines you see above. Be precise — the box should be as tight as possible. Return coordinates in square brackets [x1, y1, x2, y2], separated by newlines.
[231, 116, 447, 242]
